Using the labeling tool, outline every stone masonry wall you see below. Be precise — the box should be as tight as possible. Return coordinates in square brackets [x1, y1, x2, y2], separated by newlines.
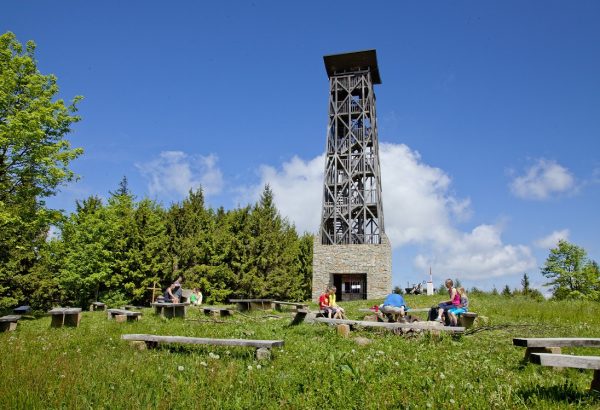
[312, 233, 392, 302]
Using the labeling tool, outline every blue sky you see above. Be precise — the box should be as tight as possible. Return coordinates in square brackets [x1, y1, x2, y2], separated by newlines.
[4, 1, 600, 292]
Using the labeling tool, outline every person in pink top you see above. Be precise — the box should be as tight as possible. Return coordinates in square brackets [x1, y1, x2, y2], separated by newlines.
[436, 278, 459, 324]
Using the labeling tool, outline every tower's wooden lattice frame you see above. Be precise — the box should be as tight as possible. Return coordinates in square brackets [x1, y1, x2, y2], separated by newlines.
[320, 51, 385, 245]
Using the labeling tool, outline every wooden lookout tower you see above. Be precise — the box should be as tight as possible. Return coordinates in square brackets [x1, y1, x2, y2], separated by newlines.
[312, 50, 392, 302]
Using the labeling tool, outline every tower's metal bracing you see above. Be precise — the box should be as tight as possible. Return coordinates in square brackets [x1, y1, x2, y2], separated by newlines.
[320, 50, 385, 245]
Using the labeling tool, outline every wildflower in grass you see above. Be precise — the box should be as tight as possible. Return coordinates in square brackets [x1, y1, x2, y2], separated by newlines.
[248, 365, 253, 370]
[209, 352, 220, 359]
[449, 399, 455, 404]
[439, 372, 446, 380]
[178, 366, 184, 371]
[200, 362, 207, 367]
[257, 364, 262, 369]
[376, 350, 384, 356]
[394, 362, 399, 366]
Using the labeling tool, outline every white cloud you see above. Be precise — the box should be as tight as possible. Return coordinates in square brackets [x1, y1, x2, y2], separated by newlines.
[243, 142, 536, 280]
[534, 229, 570, 249]
[136, 151, 223, 199]
[509, 159, 575, 200]
[239, 155, 324, 233]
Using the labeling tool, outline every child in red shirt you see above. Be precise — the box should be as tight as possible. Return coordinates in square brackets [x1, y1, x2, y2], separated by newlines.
[319, 289, 333, 318]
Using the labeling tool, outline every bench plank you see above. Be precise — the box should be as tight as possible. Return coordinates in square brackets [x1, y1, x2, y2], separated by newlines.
[513, 338, 600, 348]
[121, 334, 284, 349]
[314, 318, 464, 332]
[530, 353, 600, 370]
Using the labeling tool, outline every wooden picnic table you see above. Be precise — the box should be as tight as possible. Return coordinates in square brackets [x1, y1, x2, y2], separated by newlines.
[203, 307, 235, 317]
[13, 305, 32, 315]
[0, 315, 21, 332]
[151, 302, 189, 318]
[48, 308, 82, 328]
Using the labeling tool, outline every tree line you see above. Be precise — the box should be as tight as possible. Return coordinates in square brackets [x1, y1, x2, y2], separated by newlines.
[0, 32, 312, 310]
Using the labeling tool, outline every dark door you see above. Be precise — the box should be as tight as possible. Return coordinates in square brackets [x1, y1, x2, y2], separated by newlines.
[333, 273, 367, 301]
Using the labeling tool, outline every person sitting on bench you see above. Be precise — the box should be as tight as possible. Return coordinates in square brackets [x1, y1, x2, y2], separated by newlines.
[379, 292, 407, 322]
[436, 278, 459, 324]
[447, 287, 468, 326]
[319, 288, 334, 318]
[164, 275, 183, 303]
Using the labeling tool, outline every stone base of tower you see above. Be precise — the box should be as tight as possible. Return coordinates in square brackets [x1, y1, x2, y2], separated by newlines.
[311, 233, 392, 302]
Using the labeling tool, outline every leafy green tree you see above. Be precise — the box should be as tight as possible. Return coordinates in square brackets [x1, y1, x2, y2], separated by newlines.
[542, 240, 600, 301]
[0, 32, 82, 308]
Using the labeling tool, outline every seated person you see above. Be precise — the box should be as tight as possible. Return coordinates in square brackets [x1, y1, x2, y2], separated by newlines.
[328, 286, 345, 319]
[447, 287, 469, 326]
[379, 292, 407, 322]
[189, 288, 203, 306]
[164, 275, 183, 303]
[436, 278, 459, 324]
[319, 288, 334, 318]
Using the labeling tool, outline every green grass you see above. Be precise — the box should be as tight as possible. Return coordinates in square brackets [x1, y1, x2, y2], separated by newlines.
[1, 295, 599, 409]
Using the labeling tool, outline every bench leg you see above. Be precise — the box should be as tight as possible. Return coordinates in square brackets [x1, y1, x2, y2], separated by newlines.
[0, 322, 17, 332]
[255, 347, 271, 360]
[64, 313, 81, 327]
[524, 347, 561, 362]
[591, 370, 600, 392]
[145, 341, 159, 349]
[51, 314, 64, 328]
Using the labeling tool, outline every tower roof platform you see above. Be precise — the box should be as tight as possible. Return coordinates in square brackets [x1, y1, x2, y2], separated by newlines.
[323, 49, 381, 84]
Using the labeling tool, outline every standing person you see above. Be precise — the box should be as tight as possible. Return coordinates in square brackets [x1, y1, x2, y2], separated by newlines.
[379, 292, 407, 322]
[436, 278, 459, 324]
[319, 287, 333, 318]
[328, 286, 345, 319]
[447, 287, 469, 326]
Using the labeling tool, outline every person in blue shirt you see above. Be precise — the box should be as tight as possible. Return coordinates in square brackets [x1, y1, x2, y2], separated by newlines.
[379, 292, 407, 322]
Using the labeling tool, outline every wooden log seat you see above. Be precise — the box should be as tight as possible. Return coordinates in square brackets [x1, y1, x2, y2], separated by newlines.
[314, 317, 465, 333]
[202, 307, 235, 317]
[13, 305, 32, 315]
[229, 299, 274, 311]
[271, 301, 308, 311]
[89, 302, 106, 311]
[513, 337, 600, 361]
[530, 353, 600, 392]
[121, 334, 284, 360]
[107, 308, 142, 321]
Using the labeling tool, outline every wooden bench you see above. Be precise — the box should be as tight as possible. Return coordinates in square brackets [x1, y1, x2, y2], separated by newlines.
[314, 317, 465, 333]
[513, 337, 600, 361]
[107, 308, 142, 322]
[230, 299, 274, 311]
[89, 302, 106, 311]
[203, 307, 234, 317]
[272, 301, 308, 311]
[151, 302, 189, 318]
[48, 308, 82, 328]
[121, 334, 284, 359]
[13, 305, 32, 315]
[0, 315, 21, 332]
[530, 353, 600, 392]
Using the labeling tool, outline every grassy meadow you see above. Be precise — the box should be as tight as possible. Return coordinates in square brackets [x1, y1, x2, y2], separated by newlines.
[1, 294, 599, 409]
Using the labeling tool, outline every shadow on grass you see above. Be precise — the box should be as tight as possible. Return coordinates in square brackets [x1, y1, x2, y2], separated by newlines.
[517, 382, 600, 405]
[148, 343, 259, 360]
